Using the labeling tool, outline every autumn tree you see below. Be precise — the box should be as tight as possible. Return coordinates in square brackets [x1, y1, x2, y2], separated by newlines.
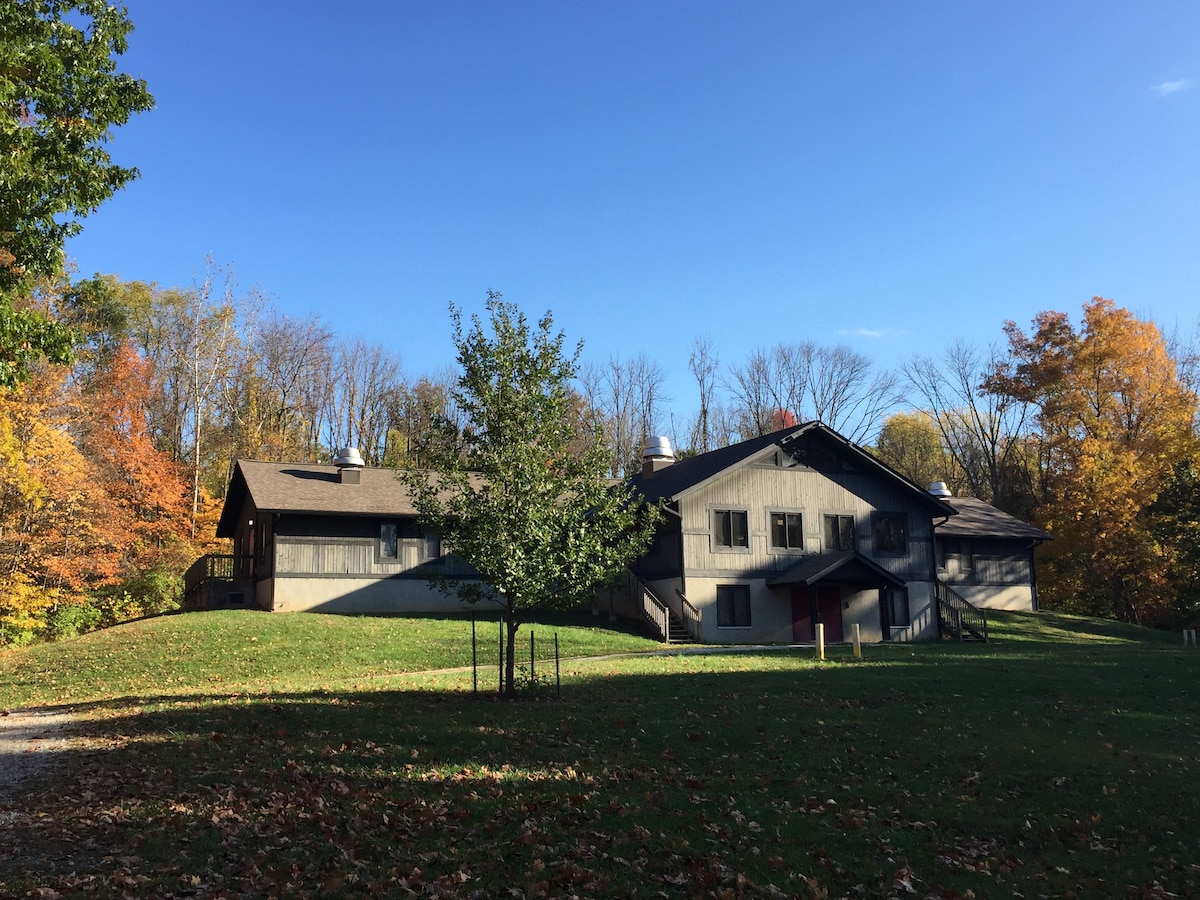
[872, 410, 962, 493]
[403, 293, 659, 695]
[1, 0, 153, 386]
[988, 298, 1200, 624]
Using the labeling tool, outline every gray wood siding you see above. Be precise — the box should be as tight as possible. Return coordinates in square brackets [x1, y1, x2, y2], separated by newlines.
[677, 462, 936, 580]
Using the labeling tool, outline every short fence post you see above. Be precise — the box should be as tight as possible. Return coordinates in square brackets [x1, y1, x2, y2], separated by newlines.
[472, 614, 478, 695]
[555, 633, 561, 699]
[852, 623, 862, 659]
[816, 623, 825, 661]
[530, 630, 535, 682]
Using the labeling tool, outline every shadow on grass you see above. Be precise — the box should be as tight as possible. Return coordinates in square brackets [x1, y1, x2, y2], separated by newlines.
[4, 639, 1200, 898]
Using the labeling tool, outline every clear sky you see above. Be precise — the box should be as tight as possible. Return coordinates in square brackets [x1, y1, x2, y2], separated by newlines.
[65, 1, 1200, 417]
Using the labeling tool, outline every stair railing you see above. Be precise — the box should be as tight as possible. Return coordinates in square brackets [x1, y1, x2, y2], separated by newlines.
[675, 588, 702, 642]
[631, 573, 672, 642]
[935, 580, 988, 642]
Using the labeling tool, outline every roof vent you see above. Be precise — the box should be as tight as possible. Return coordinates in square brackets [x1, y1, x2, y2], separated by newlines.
[335, 447, 365, 484]
[642, 436, 676, 478]
[929, 481, 953, 498]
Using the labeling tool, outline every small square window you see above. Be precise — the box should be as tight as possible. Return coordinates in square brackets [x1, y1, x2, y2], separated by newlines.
[872, 513, 907, 555]
[770, 512, 804, 550]
[713, 509, 749, 549]
[716, 584, 751, 627]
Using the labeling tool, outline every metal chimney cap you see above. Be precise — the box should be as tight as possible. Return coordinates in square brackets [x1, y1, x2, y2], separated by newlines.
[929, 481, 953, 498]
[334, 447, 365, 469]
[643, 436, 675, 460]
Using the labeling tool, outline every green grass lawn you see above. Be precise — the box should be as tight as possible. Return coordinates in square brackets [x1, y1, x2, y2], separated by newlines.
[2, 609, 1199, 898]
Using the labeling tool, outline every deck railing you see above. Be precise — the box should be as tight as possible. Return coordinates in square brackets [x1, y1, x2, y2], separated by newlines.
[183, 554, 236, 610]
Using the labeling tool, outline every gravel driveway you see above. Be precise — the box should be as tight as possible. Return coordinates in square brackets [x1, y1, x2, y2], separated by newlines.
[0, 708, 76, 805]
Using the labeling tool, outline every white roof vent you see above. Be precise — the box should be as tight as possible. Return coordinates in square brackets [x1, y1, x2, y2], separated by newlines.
[929, 481, 953, 498]
[643, 436, 675, 461]
[642, 436, 676, 477]
[334, 447, 365, 469]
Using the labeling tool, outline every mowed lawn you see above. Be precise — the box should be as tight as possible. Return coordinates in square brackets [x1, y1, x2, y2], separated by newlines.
[2, 609, 1199, 898]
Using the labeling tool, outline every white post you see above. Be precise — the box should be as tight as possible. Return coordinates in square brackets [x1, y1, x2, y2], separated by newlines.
[1186, 630, 1190, 646]
[852, 623, 862, 659]
[816, 622, 825, 661]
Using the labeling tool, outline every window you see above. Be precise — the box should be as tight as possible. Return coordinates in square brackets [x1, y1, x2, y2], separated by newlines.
[939, 539, 972, 574]
[770, 511, 804, 551]
[716, 584, 751, 628]
[883, 586, 910, 628]
[713, 509, 749, 549]
[823, 514, 854, 551]
[872, 513, 907, 555]
[422, 528, 442, 560]
[380, 522, 398, 559]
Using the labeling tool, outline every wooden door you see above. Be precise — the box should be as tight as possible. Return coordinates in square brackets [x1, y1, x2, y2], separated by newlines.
[816, 585, 844, 642]
[791, 587, 812, 642]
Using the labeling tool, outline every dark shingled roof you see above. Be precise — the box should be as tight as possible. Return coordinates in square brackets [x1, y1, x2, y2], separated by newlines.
[935, 496, 1051, 541]
[766, 550, 906, 588]
[216, 460, 482, 537]
[630, 421, 953, 516]
[629, 426, 807, 504]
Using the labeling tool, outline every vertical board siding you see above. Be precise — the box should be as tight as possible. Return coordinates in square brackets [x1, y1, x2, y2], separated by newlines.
[678, 464, 934, 579]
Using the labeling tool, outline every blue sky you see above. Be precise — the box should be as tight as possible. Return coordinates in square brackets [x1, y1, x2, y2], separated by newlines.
[66, 2, 1200, 415]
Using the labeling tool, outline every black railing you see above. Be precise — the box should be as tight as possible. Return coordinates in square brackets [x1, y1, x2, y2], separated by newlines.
[183, 554, 236, 610]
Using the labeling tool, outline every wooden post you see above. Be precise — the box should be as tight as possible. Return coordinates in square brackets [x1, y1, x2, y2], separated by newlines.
[555, 633, 561, 698]
[530, 630, 535, 682]
[471, 614, 478, 695]
[852, 623, 862, 659]
[816, 622, 825, 661]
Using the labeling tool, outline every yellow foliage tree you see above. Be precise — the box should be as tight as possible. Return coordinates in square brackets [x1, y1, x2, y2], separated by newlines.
[988, 298, 1200, 623]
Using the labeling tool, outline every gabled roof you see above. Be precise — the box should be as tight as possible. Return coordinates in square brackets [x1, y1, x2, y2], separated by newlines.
[216, 460, 469, 537]
[766, 550, 907, 588]
[630, 421, 954, 516]
[934, 496, 1051, 542]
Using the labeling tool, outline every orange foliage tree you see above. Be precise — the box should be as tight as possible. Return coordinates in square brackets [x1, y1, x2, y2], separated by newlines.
[988, 298, 1200, 624]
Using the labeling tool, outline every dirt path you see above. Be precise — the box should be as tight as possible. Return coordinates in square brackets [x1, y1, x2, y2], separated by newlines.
[0, 708, 76, 806]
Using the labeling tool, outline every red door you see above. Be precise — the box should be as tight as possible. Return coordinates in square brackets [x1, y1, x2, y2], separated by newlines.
[791, 587, 812, 642]
[816, 585, 844, 642]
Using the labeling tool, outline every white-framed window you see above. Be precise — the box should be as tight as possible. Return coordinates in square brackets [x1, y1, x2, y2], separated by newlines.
[716, 584, 752, 628]
[823, 514, 854, 551]
[713, 508, 749, 550]
[769, 511, 804, 551]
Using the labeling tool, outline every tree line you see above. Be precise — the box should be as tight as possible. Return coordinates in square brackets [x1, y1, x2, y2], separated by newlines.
[3, 2, 1198, 643]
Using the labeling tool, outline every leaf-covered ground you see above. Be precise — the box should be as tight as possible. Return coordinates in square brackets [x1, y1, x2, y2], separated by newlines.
[2, 611, 1200, 898]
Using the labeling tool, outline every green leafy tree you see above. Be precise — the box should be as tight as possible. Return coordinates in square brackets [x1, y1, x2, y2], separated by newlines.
[403, 293, 660, 695]
[0, 0, 153, 386]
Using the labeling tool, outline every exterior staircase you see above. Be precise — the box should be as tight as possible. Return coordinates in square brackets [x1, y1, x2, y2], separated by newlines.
[630, 574, 698, 643]
[935, 580, 988, 642]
